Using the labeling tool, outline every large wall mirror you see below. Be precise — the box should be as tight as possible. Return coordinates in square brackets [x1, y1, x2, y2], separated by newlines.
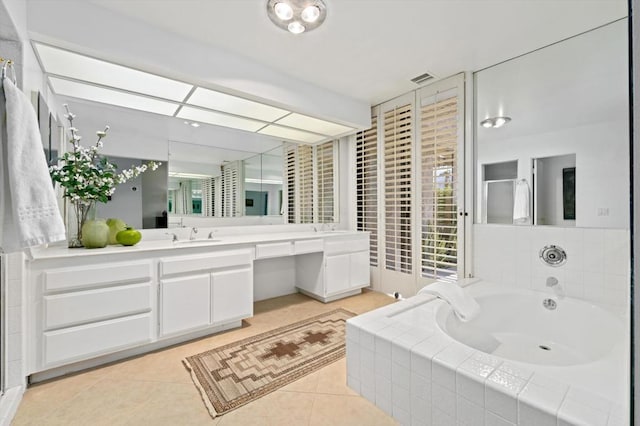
[50, 96, 294, 229]
[475, 19, 628, 229]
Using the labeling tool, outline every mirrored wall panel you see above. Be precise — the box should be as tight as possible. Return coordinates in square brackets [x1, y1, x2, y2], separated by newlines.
[475, 19, 628, 228]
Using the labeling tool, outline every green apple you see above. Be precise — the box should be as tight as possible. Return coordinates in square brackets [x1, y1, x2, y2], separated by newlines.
[116, 227, 142, 246]
[106, 218, 127, 245]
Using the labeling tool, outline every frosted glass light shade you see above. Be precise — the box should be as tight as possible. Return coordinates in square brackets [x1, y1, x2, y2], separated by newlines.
[35, 43, 193, 101]
[258, 124, 326, 143]
[177, 106, 266, 132]
[187, 88, 290, 122]
[275, 113, 353, 136]
[49, 77, 180, 116]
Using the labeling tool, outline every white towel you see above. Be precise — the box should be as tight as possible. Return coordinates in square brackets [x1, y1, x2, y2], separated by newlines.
[418, 282, 480, 322]
[0, 78, 66, 252]
[513, 179, 530, 223]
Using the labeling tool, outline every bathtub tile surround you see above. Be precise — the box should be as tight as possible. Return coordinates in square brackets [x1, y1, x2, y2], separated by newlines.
[473, 224, 629, 316]
[345, 280, 627, 426]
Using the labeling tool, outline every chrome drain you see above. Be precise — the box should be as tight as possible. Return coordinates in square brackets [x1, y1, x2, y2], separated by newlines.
[539, 345, 551, 351]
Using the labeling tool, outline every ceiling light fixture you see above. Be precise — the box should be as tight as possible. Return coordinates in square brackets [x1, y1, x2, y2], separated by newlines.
[480, 116, 511, 128]
[267, 0, 327, 34]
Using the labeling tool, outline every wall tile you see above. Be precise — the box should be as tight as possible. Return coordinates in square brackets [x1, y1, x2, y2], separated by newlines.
[432, 383, 457, 418]
[375, 350, 392, 380]
[432, 407, 455, 426]
[432, 345, 474, 391]
[456, 396, 485, 426]
[375, 374, 392, 415]
[557, 398, 608, 426]
[484, 412, 515, 426]
[582, 228, 605, 273]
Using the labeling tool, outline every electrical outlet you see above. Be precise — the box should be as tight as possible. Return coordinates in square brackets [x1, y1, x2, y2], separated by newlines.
[597, 207, 610, 216]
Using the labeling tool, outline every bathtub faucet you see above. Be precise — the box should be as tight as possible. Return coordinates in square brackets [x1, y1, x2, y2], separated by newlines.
[546, 276, 565, 299]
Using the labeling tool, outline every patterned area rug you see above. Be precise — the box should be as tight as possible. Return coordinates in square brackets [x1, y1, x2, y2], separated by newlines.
[183, 308, 355, 418]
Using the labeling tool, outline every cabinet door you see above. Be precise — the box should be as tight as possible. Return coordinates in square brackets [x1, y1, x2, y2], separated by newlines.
[349, 251, 370, 288]
[161, 274, 210, 336]
[211, 268, 253, 325]
[325, 254, 350, 296]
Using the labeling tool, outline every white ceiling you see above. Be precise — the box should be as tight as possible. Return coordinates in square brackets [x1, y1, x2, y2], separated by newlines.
[87, 0, 627, 105]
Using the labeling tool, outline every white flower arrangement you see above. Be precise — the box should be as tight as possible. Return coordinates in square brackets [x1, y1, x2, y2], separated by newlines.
[49, 105, 161, 203]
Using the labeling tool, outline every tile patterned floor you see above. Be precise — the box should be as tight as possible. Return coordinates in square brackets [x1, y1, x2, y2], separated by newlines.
[12, 290, 399, 425]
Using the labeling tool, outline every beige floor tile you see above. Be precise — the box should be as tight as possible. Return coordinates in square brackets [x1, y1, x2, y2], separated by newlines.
[309, 394, 399, 426]
[217, 390, 314, 426]
[13, 290, 397, 426]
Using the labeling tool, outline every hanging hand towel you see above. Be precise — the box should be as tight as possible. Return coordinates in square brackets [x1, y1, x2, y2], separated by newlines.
[513, 179, 530, 224]
[0, 78, 66, 252]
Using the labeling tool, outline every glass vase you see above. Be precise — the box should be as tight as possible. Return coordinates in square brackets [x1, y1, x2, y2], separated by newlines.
[67, 200, 96, 248]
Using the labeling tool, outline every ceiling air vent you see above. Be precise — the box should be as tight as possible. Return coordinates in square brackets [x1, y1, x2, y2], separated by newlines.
[410, 72, 435, 85]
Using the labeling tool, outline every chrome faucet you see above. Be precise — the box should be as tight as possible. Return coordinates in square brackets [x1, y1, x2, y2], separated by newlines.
[189, 227, 198, 240]
[208, 230, 216, 239]
[546, 276, 564, 298]
[165, 232, 178, 242]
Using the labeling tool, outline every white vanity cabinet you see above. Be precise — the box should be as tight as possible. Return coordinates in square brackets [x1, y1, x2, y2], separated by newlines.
[159, 249, 254, 337]
[296, 233, 370, 302]
[29, 260, 154, 369]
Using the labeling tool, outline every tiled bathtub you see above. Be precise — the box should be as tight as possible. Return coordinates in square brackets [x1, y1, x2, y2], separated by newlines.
[345, 281, 627, 426]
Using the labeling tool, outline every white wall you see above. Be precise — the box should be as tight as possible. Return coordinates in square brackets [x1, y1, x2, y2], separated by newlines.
[475, 20, 628, 229]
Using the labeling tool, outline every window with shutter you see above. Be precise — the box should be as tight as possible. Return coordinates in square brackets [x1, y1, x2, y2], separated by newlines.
[201, 177, 215, 217]
[420, 91, 459, 280]
[356, 115, 378, 266]
[221, 161, 240, 217]
[384, 103, 413, 274]
[316, 140, 336, 223]
[286, 146, 296, 223]
[298, 145, 314, 223]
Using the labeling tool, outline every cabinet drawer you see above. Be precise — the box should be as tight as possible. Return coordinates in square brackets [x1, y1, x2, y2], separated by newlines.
[294, 239, 324, 254]
[255, 242, 292, 259]
[44, 283, 152, 330]
[160, 249, 253, 277]
[44, 313, 152, 366]
[44, 262, 151, 292]
[324, 237, 369, 255]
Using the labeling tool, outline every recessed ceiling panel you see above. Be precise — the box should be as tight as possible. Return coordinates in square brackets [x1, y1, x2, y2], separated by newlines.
[49, 77, 180, 116]
[187, 87, 290, 122]
[35, 43, 193, 101]
[177, 106, 265, 132]
[275, 113, 353, 136]
[258, 125, 326, 143]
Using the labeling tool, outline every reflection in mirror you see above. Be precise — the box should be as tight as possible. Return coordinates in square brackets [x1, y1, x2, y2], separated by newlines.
[533, 154, 576, 226]
[244, 146, 284, 216]
[95, 155, 168, 229]
[474, 20, 628, 228]
[168, 141, 285, 225]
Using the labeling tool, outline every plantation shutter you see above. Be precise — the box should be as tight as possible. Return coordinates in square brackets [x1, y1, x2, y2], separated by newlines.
[356, 115, 379, 266]
[298, 145, 314, 223]
[221, 161, 240, 217]
[316, 140, 336, 223]
[286, 146, 296, 223]
[384, 103, 413, 274]
[201, 177, 215, 216]
[420, 90, 459, 279]
[284, 144, 314, 223]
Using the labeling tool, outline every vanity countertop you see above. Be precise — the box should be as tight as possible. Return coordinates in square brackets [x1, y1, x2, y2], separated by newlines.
[28, 230, 367, 260]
